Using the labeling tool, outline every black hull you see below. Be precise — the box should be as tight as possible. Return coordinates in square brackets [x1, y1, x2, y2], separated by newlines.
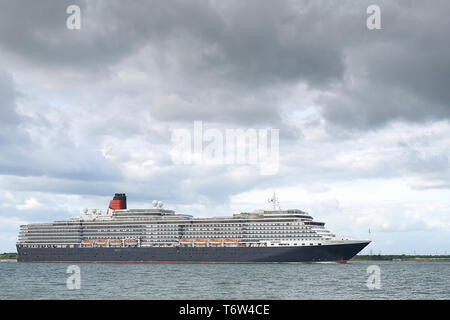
[17, 241, 369, 263]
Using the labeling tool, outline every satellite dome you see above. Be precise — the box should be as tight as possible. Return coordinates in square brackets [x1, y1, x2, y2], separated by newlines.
[157, 201, 163, 208]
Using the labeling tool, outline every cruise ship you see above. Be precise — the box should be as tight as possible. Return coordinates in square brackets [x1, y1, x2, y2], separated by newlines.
[17, 193, 370, 263]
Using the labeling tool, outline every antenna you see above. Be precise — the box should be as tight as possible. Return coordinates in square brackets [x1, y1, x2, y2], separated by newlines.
[268, 191, 281, 211]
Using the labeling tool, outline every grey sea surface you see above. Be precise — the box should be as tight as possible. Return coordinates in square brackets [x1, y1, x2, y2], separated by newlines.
[0, 261, 448, 300]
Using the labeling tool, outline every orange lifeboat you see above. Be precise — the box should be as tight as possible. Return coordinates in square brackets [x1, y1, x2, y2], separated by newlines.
[81, 240, 93, 245]
[124, 239, 138, 245]
[224, 239, 238, 246]
[209, 239, 222, 246]
[95, 240, 108, 245]
[194, 239, 208, 246]
[110, 240, 122, 246]
[180, 240, 193, 246]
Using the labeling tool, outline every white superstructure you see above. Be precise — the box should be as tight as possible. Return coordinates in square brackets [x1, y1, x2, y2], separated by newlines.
[17, 193, 357, 249]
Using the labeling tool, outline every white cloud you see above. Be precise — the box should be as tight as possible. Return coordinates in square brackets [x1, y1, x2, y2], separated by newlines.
[16, 198, 41, 210]
[0, 216, 28, 231]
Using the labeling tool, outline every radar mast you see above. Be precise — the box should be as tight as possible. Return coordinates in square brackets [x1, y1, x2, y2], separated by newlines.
[268, 191, 281, 211]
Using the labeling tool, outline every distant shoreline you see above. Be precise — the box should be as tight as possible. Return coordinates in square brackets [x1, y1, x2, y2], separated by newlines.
[0, 253, 18, 261]
[351, 255, 450, 262]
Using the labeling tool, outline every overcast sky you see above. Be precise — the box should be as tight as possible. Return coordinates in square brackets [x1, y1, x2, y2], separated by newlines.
[1, 0, 449, 254]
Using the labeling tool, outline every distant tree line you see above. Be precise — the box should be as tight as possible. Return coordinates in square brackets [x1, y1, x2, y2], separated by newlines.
[352, 254, 450, 261]
[0, 253, 18, 259]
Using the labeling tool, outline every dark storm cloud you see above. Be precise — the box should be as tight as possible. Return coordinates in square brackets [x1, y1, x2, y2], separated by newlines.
[0, 72, 118, 181]
[0, 72, 20, 125]
[105, 0, 450, 129]
[0, 0, 346, 85]
[0, 0, 147, 72]
[0, 71, 32, 153]
[0, 0, 355, 128]
[0, 0, 449, 202]
[1, 0, 449, 129]
[321, 0, 450, 129]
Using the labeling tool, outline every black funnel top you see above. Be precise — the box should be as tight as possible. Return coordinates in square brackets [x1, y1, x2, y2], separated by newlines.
[113, 193, 127, 209]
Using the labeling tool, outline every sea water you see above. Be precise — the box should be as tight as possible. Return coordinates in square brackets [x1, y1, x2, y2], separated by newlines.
[0, 261, 448, 299]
